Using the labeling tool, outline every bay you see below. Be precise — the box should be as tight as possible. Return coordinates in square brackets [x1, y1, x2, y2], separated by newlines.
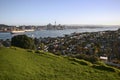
[0, 27, 119, 40]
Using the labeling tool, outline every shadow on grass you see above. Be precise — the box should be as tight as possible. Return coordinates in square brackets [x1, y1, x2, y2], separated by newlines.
[68, 58, 92, 66]
[92, 65, 116, 72]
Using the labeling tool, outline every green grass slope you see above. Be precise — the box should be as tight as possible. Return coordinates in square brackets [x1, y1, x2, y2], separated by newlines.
[0, 47, 120, 80]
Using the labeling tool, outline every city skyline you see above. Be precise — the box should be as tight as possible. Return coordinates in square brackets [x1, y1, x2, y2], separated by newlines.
[0, 0, 120, 25]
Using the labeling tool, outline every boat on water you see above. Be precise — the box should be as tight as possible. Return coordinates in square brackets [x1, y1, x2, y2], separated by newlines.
[24, 29, 34, 32]
[11, 29, 35, 34]
[11, 30, 25, 34]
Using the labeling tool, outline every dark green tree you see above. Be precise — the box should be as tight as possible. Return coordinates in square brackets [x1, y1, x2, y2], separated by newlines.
[11, 35, 35, 49]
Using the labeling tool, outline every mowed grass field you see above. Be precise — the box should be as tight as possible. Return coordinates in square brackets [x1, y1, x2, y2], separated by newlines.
[0, 47, 120, 80]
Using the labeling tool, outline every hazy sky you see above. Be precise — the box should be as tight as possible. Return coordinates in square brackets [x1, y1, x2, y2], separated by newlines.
[0, 0, 120, 25]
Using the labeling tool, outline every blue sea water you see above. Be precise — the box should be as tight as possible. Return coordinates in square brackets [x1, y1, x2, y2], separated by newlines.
[0, 27, 119, 40]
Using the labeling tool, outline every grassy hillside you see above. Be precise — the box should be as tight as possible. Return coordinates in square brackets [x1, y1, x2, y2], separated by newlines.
[0, 47, 120, 80]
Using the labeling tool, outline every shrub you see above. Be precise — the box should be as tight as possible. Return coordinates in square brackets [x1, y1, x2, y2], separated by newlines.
[11, 35, 35, 49]
[73, 54, 99, 63]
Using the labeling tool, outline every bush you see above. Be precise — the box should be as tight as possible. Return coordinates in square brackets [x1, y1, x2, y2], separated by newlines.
[73, 54, 99, 63]
[11, 35, 35, 49]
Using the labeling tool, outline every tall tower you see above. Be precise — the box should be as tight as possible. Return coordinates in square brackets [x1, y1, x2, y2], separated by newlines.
[55, 21, 56, 26]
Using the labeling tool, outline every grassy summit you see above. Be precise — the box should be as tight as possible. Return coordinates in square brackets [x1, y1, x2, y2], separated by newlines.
[0, 47, 120, 80]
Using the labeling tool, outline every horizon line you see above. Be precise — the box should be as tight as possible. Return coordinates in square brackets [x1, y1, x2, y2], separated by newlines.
[0, 23, 120, 26]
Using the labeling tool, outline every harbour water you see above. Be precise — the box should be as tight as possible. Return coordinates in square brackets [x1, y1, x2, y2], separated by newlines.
[0, 27, 119, 40]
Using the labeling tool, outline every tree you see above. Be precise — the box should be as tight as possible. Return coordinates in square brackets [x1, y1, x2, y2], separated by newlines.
[11, 35, 35, 49]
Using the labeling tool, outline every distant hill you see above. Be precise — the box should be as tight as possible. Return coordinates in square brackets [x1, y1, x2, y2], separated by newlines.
[0, 24, 9, 27]
[0, 47, 120, 80]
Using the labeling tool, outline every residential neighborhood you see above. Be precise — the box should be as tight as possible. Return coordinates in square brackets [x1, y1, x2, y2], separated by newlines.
[33, 28, 120, 63]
